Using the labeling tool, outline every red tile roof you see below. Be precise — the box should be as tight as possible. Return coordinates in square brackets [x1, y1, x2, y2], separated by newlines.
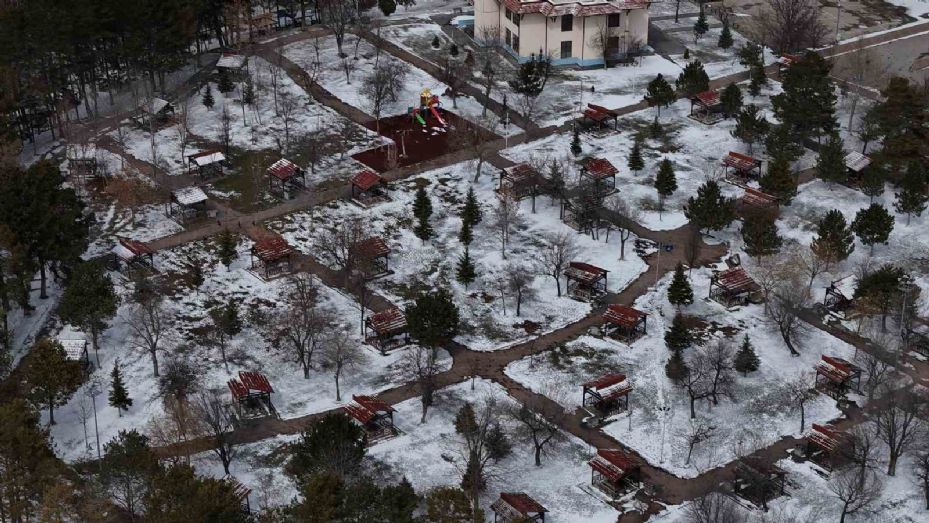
[564, 261, 609, 284]
[602, 304, 646, 328]
[251, 235, 295, 262]
[713, 267, 760, 294]
[267, 158, 301, 181]
[722, 151, 761, 172]
[693, 90, 720, 107]
[584, 158, 619, 180]
[239, 371, 273, 394]
[119, 237, 155, 256]
[498, 492, 547, 516]
[343, 403, 376, 424]
[353, 394, 394, 414]
[352, 237, 390, 259]
[352, 169, 383, 191]
[367, 307, 407, 336]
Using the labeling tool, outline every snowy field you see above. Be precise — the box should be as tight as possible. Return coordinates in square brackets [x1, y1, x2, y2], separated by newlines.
[268, 160, 648, 351]
[508, 265, 852, 479]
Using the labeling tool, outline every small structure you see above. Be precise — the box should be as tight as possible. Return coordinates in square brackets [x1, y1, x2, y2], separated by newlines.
[351, 236, 391, 279]
[740, 187, 778, 209]
[722, 151, 763, 179]
[168, 186, 209, 223]
[777, 54, 802, 71]
[588, 448, 640, 499]
[350, 169, 390, 206]
[490, 492, 547, 523]
[187, 150, 226, 177]
[266, 158, 306, 196]
[66, 144, 99, 180]
[903, 320, 929, 358]
[709, 267, 762, 307]
[364, 307, 409, 354]
[732, 457, 788, 510]
[135, 98, 175, 127]
[216, 52, 248, 77]
[249, 235, 295, 279]
[844, 151, 871, 181]
[580, 157, 618, 197]
[564, 261, 609, 303]
[602, 304, 647, 341]
[228, 371, 277, 424]
[582, 103, 619, 130]
[225, 476, 252, 514]
[560, 196, 601, 235]
[823, 278, 854, 319]
[343, 394, 396, 442]
[805, 423, 846, 471]
[499, 163, 541, 201]
[582, 373, 632, 415]
[689, 90, 723, 124]
[814, 355, 862, 399]
[58, 337, 90, 368]
[111, 237, 156, 274]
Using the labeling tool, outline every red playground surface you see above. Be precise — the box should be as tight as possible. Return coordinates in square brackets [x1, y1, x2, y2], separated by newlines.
[352, 109, 499, 172]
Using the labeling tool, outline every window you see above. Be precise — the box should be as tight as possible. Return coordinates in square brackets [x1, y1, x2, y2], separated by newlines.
[505, 28, 512, 46]
[608, 13, 620, 28]
[607, 36, 620, 51]
[505, 8, 512, 21]
[513, 34, 520, 53]
[560, 41, 572, 59]
[513, 13, 520, 26]
[561, 14, 573, 32]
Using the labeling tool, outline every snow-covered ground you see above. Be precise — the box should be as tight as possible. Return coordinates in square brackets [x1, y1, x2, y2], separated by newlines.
[885, 0, 929, 17]
[268, 160, 648, 351]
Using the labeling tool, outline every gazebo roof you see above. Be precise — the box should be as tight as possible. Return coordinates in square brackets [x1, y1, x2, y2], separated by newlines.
[589, 448, 636, 481]
[494, 492, 547, 516]
[188, 150, 226, 167]
[172, 186, 208, 206]
[564, 261, 609, 284]
[808, 423, 842, 452]
[693, 90, 720, 107]
[119, 237, 155, 256]
[502, 163, 539, 184]
[602, 304, 646, 328]
[267, 158, 301, 181]
[722, 151, 761, 171]
[367, 307, 407, 335]
[239, 371, 273, 394]
[815, 355, 859, 383]
[583, 373, 632, 401]
[352, 170, 384, 191]
[741, 187, 778, 207]
[844, 151, 871, 173]
[58, 338, 87, 361]
[354, 394, 394, 414]
[713, 267, 760, 294]
[352, 237, 390, 259]
[583, 158, 619, 179]
[251, 235, 295, 262]
[217, 53, 247, 69]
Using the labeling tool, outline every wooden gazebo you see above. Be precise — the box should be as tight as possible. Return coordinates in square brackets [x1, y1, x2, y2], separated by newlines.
[168, 186, 209, 222]
[690, 90, 723, 123]
[227, 371, 277, 425]
[805, 423, 846, 470]
[602, 304, 647, 341]
[266, 158, 306, 196]
[343, 394, 396, 443]
[249, 235, 295, 279]
[225, 476, 252, 514]
[580, 157, 618, 198]
[588, 448, 640, 499]
[499, 163, 540, 201]
[350, 169, 389, 206]
[845, 151, 871, 181]
[490, 492, 547, 523]
[814, 355, 862, 399]
[582, 373, 632, 415]
[364, 307, 409, 354]
[564, 261, 609, 303]
[732, 457, 788, 510]
[216, 52, 248, 77]
[351, 237, 391, 279]
[581, 103, 619, 130]
[739, 187, 778, 210]
[111, 237, 156, 274]
[722, 151, 763, 179]
[187, 149, 226, 177]
[709, 267, 761, 306]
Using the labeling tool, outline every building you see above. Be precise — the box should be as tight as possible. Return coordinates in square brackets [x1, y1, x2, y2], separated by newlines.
[342, 395, 397, 442]
[490, 492, 548, 522]
[602, 304, 647, 341]
[364, 307, 409, 354]
[474, 0, 650, 67]
[588, 448, 640, 498]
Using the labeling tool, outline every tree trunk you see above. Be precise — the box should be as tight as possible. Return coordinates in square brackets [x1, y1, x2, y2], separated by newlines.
[302, 358, 310, 379]
[420, 399, 428, 424]
[39, 264, 48, 299]
[888, 453, 898, 476]
[534, 445, 542, 466]
[335, 373, 341, 401]
[555, 275, 561, 297]
[799, 403, 806, 433]
[48, 401, 55, 425]
[690, 395, 696, 418]
[150, 350, 160, 377]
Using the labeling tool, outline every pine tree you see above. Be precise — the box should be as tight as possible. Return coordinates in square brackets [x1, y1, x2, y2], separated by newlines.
[450, 44, 459, 57]
[733, 335, 760, 375]
[665, 349, 689, 382]
[243, 79, 255, 106]
[732, 104, 769, 154]
[462, 186, 482, 226]
[741, 211, 783, 257]
[852, 203, 895, 255]
[718, 19, 733, 49]
[693, 7, 709, 40]
[860, 168, 885, 203]
[644, 73, 676, 121]
[683, 48, 690, 60]
[285, 412, 367, 483]
[868, 77, 929, 175]
[759, 156, 797, 203]
[811, 209, 855, 267]
[894, 161, 928, 224]
[109, 359, 133, 416]
[664, 313, 693, 352]
[217, 71, 234, 94]
[23, 339, 82, 425]
[456, 249, 477, 289]
[720, 83, 743, 118]
[738, 42, 763, 69]
[202, 85, 215, 110]
[412, 186, 433, 241]
[459, 219, 473, 246]
[771, 51, 837, 143]
[628, 138, 645, 174]
[570, 126, 582, 157]
[58, 260, 119, 366]
[676, 61, 710, 98]
[406, 288, 460, 350]
[667, 263, 694, 309]
[685, 180, 736, 232]
[816, 134, 847, 185]
[431, 35, 441, 49]
[748, 66, 766, 96]
[765, 124, 804, 163]
[216, 230, 238, 267]
[379, 0, 397, 16]
[654, 158, 678, 213]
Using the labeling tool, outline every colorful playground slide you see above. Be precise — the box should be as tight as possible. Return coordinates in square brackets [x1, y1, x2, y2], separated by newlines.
[429, 106, 446, 127]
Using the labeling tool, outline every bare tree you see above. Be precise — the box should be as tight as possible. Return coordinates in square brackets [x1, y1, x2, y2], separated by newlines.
[128, 298, 166, 377]
[587, 21, 615, 70]
[684, 490, 743, 523]
[914, 442, 929, 510]
[449, 117, 498, 183]
[872, 384, 926, 476]
[766, 273, 810, 356]
[317, 217, 366, 286]
[320, 330, 365, 401]
[275, 274, 332, 379]
[493, 192, 522, 259]
[755, 0, 828, 53]
[453, 398, 512, 517]
[780, 371, 819, 433]
[697, 341, 735, 406]
[508, 397, 564, 466]
[440, 57, 468, 109]
[505, 263, 536, 317]
[319, 0, 357, 58]
[193, 390, 237, 475]
[603, 195, 641, 260]
[268, 63, 282, 114]
[789, 243, 827, 293]
[680, 355, 712, 419]
[337, 118, 366, 161]
[535, 232, 580, 297]
[854, 350, 894, 402]
[829, 466, 883, 523]
[681, 420, 716, 467]
[478, 56, 497, 117]
[277, 92, 298, 155]
[175, 98, 191, 167]
[220, 104, 233, 154]
[402, 344, 441, 423]
[840, 423, 881, 478]
[361, 60, 409, 133]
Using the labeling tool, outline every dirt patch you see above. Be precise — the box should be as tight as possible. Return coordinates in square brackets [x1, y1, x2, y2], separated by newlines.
[351, 109, 499, 172]
[515, 320, 542, 335]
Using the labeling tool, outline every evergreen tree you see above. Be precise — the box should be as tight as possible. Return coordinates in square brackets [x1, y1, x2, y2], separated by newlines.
[216, 229, 238, 267]
[685, 180, 736, 232]
[450, 44, 459, 57]
[852, 204, 895, 254]
[732, 104, 770, 154]
[860, 168, 885, 202]
[676, 60, 710, 98]
[508, 55, 552, 116]
[816, 134, 847, 185]
[894, 161, 928, 224]
[738, 42, 763, 69]
[749, 65, 767, 96]
[99, 430, 161, 519]
[456, 249, 477, 289]
[412, 186, 433, 242]
[406, 288, 460, 350]
[733, 335, 760, 375]
[811, 209, 855, 267]
[628, 138, 645, 174]
[741, 211, 783, 257]
[718, 19, 733, 49]
[286, 412, 367, 483]
[664, 313, 693, 352]
[144, 464, 250, 522]
[667, 263, 694, 309]
[771, 51, 837, 143]
[243, 79, 255, 106]
[217, 71, 234, 94]
[459, 219, 473, 246]
[644, 73, 676, 121]
[58, 260, 118, 365]
[570, 126, 582, 157]
[202, 84, 215, 110]
[720, 83, 743, 118]
[379, 0, 397, 16]
[765, 124, 804, 163]
[683, 48, 690, 60]
[432, 35, 441, 49]
[654, 158, 678, 213]
[868, 77, 929, 176]
[462, 186, 482, 226]
[854, 265, 909, 332]
[424, 486, 476, 523]
[693, 7, 709, 40]
[665, 349, 689, 382]
[759, 156, 797, 203]
[109, 359, 132, 416]
[23, 339, 82, 425]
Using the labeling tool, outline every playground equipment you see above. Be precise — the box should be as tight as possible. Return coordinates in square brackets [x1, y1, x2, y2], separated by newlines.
[409, 88, 447, 129]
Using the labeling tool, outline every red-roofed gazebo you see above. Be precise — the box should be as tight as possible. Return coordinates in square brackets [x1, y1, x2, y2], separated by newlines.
[266, 158, 306, 195]
[342, 394, 396, 442]
[722, 151, 763, 179]
[814, 355, 862, 399]
[227, 371, 277, 424]
[351, 236, 391, 278]
[364, 306, 409, 354]
[350, 169, 389, 205]
[491, 492, 547, 522]
[564, 261, 609, 302]
[709, 267, 762, 306]
[581, 157, 618, 197]
[588, 448, 640, 498]
[582, 373, 632, 414]
[602, 304, 647, 341]
[250, 235, 296, 279]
